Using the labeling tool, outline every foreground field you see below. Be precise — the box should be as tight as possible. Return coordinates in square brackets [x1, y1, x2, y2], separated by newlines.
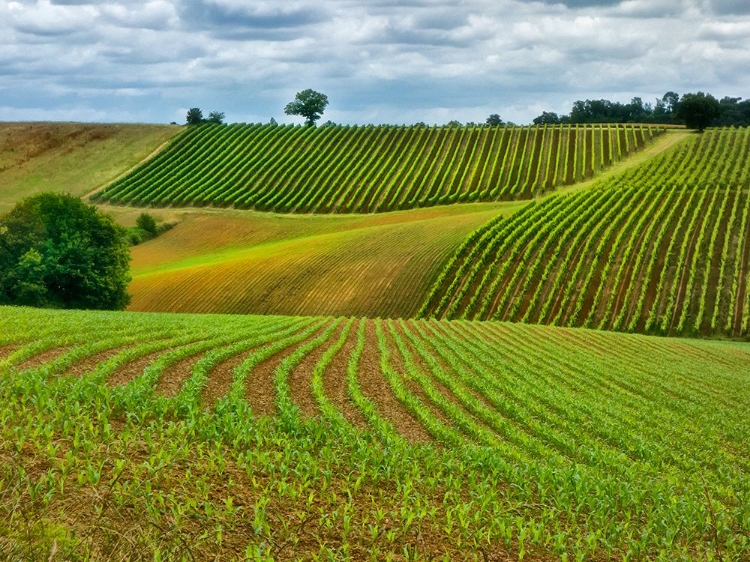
[93, 123, 665, 212]
[1, 306, 748, 560]
[423, 128, 750, 339]
[126, 204, 511, 317]
[0, 123, 179, 213]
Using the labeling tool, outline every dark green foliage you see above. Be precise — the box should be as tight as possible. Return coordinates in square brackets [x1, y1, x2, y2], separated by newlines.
[485, 114, 504, 126]
[676, 92, 722, 131]
[135, 212, 157, 235]
[207, 111, 225, 124]
[0, 193, 131, 310]
[284, 89, 329, 127]
[533, 112, 560, 125]
[186, 108, 204, 126]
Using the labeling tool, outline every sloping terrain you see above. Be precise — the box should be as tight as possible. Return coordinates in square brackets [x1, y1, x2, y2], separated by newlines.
[0, 122, 179, 213]
[1, 306, 748, 560]
[127, 204, 510, 317]
[93, 123, 666, 212]
[422, 128, 750, 339]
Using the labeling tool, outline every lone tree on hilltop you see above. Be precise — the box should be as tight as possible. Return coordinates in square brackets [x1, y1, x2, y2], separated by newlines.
[0, 193, 131, 310]
[284, 89, 329, 126]
[676, 92, 721, 132]
[486, 114, 504, 126]
[207, 111, 225, 124]
[186, 107, 204, 125]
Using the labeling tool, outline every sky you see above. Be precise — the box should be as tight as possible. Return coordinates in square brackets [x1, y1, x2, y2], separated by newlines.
[1, 0, 749, 125]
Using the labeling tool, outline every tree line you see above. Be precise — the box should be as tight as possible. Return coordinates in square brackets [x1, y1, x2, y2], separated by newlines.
[532, 91, 750, 130]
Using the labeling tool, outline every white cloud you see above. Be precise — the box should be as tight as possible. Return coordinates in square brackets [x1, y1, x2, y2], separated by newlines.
[0, 0, 749, 124]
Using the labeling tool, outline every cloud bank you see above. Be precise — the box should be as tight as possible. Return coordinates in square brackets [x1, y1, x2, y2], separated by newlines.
[1, 0, 749, 124]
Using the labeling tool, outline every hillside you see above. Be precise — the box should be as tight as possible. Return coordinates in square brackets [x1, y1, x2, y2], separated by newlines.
[0, 122, 180, 213]
[126, 204, 511, 317]
[92, 123, 666, 213]
[1, 305, 748, 560]
[421, 128, 750, 338]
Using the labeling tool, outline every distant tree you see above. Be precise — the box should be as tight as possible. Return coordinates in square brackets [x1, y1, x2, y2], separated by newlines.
[135, 212, 157, 236]
[533, 111, 560, 125]
[207, 111, 225, 124]
[447, 120, 463, 127]
[676, 92, 721, 131]
[322, 120, 337, 127]
[186, 108, 204, 125]
[0, 193, 131, 310]
[269, 117, 277, 125]
[284, 89, 329, 127]
[662, 91, 680, 114]
[486, 114, 504, 126]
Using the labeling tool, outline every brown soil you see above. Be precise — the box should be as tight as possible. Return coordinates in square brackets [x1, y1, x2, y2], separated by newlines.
[16, 346, 71, 372]
[288, 323, 348, 418]
[64, 346, 132, 378]
[384, 321, 459, 432]
[321, 321, 367, 428]
[201, 348, 256, 409]
[155, 353, 204, 398]
[0, 344, 21, 361]
[668, 215, 703, 334]
[357, 320, 431, 442]
[244, 325, 327, 417]
[107, 349, 167, 387]
[734, 202, 750, 334]
[407, 321, 501, 436]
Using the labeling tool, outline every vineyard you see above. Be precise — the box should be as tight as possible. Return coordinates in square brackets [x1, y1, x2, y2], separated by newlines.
[1, 306, 748, 560]
[126, 205, 506, 317]
[421, 128, 750, 339]
[92, 123, 665, 213]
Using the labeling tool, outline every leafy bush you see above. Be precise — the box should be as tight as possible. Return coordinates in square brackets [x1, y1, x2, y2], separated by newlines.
[0, 193, 131, 309]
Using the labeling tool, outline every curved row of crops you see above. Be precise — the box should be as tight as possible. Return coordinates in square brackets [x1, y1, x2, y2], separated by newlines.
[1, 306, 748, 560]
[93, 123, 664, 213]
[421, 128, 750, 338]
[126, 208, 501, 318]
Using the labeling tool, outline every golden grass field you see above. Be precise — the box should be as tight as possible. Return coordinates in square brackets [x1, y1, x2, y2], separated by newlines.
[0, 122, 179, 213]
[126, 204, 516, 317]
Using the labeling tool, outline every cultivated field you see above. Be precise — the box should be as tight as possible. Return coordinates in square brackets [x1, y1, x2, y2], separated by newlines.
[126, 204, 512, 317]
[1, 306, 748, 560]
[0, 123, 179, 213]
[422, 128, 750, 338]
[92, 123, 665, 212]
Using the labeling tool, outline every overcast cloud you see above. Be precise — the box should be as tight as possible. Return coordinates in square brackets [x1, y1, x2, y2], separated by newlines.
[1, 0, 749, 124]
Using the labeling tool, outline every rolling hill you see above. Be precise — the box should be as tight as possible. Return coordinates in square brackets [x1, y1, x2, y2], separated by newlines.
[92, 122, 666, 212]
[2, 305, 748, 560]
[125, 203, 513, 317]
[0, 122, 179, 213]
[421, 128, 750, 339]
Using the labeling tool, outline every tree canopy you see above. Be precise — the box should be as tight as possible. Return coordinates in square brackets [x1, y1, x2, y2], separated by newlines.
[186, 108, 204, 126]
[532, 89, 750, 128]
[207, 111, 225, 124]
[284, 89, 329, 127]
[676, 92, 722, 132]
[0, 193, 131, 310]
[486, 114, 504, 126]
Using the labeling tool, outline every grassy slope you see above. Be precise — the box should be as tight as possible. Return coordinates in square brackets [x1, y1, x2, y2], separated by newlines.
[422, 128, 750, 338]
[126, 203, 516, 317]
[1, 306, 748, 560]
[0, 122, 180, 213]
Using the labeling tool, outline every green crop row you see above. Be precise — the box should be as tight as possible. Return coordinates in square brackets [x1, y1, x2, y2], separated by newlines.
[93, 123, 664, 213]
[1, 305, 748, 559]
[422, 128, 750, 338]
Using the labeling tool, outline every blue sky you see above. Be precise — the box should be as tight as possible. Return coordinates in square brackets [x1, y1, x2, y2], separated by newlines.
[1, 0, 749, 125]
